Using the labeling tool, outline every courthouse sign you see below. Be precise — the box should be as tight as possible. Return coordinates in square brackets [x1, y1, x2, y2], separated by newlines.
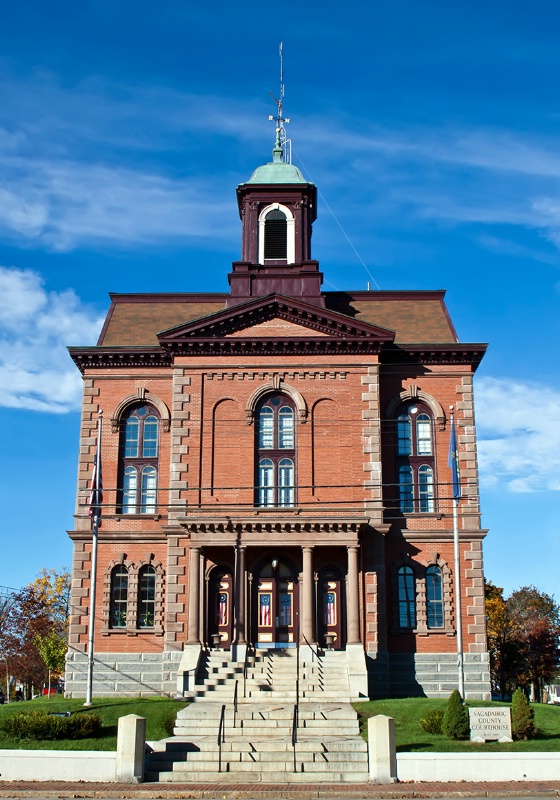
[469, 707, 512, 742]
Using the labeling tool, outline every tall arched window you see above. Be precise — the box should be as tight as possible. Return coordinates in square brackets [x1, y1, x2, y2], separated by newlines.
[426, 565, 444, 628]
[395, 402, 436, 513]
[256, 394, 296, 507]
[264, 209, 287, 260]
[118, 404, 159, 514]
[397, 565, 416, 628]
[138, 565, 156, 628]
[110, 565, 128, 628]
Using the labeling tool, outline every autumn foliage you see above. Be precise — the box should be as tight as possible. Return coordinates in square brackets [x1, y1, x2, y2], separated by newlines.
[0, 569, 70, 698]
[486, 581, 560, 701]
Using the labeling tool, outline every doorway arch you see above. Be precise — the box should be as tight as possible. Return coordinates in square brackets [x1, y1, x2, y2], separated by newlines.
[207, 566, 233, 649]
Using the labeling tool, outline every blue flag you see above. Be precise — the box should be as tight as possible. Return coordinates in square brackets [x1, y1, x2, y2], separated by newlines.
[448, 417, 460, 500]
[88, 452, 103, 526]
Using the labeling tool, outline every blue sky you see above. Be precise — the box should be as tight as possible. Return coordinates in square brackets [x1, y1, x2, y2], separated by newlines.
[1, 1, 559, 599]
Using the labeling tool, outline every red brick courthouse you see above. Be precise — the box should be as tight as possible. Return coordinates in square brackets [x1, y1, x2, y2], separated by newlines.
[65, 137, 491, 700]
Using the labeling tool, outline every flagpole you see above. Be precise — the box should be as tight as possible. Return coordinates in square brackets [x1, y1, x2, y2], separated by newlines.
[84, 411, 102, 707]
[449, 406, 464, 698]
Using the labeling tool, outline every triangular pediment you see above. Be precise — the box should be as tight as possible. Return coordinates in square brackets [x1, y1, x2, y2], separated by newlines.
[158, 294, 395, 344]
[226, 317, 328, 338]
[157, 294, 395, 358]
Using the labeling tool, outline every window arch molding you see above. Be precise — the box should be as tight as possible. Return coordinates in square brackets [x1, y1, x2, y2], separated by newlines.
[258, 203, 295, 264]
[246, 381, 308, 425]
[416, 554, 454, 635]
[101, 554, 134, 633]
[386, 387, 446, 432]
[392, 560, 418, 632]
[101, 554, 164, 635]
[392, 554, 454, 635]
[129, 555, 164, 635]
[110, 390, 171, 433]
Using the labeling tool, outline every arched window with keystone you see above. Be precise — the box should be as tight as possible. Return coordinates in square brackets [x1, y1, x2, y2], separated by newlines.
[118, 404, 160, 514]
[255, 393, 296, 507]
[395, 401, 436, 513]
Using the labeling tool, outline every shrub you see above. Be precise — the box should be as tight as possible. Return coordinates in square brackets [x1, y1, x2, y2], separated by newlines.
[511, 688, 535, 740]
[442, 689, 469, 739]
[0, 711, 102, 741]
[419, 708, 444, 735]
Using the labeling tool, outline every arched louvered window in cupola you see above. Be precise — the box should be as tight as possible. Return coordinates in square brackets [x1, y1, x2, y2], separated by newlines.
[264, 209, 288, 260]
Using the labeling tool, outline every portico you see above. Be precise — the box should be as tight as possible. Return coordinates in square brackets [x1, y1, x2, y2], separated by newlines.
[181, 515, 367, 652]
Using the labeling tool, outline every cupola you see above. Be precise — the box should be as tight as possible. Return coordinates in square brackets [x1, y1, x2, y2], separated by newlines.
[227, 129, 324, 307]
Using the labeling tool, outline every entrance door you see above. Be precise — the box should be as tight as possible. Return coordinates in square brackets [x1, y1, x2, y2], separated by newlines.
[208, 568, 233, 648]
[318, 569, 343, 649]
[254, 559, 298, 648]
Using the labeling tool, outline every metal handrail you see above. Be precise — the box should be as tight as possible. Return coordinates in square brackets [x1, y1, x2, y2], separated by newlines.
[217, 703, 226, 773]
[243, 644, 251, 699]
[233, 679, 238, 728]
[302, 633, 320, 662]
[291, 702, 298, 773]
[296, 638, 300, 710]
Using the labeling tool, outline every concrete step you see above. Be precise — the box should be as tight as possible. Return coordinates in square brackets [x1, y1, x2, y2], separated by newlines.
[150, 737, 366, 755]
[147, 769, 370, 783]
[173, 725, 359, 737]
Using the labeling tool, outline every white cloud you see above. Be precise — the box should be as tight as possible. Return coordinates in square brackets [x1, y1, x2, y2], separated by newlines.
[475, 376, 560, 492]
[0, 267, 103, 412]
[0, 155, 237, 251]
[3, 70, 560, 255]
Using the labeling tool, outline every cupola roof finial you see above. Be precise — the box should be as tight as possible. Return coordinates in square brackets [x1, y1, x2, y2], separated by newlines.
[268, 42, 291, 164]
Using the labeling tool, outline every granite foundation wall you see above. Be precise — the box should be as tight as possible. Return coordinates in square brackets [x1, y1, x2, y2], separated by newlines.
[65, 650, 183, 697]
[368, 651, 491, 700]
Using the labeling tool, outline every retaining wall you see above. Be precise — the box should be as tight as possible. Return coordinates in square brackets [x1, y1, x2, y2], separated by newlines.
[396, 751, 560, 782]
[0, 750, 117, 782]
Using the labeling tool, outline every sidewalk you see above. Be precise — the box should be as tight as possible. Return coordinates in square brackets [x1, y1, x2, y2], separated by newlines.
[0, 780, 560, 798]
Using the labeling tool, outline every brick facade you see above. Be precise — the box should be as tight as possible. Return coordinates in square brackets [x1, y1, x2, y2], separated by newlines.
[65, 146, 491, 699]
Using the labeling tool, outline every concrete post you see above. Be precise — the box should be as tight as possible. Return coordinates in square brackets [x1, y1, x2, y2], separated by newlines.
[116, 714, 146, 783]
[367, 714, 397, 784]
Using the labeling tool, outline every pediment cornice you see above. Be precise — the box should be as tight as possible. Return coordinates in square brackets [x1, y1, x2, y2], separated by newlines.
[157, 293, 395, 356]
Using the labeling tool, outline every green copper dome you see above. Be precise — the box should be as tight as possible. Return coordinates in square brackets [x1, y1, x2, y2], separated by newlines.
[244, 145, 312, 185]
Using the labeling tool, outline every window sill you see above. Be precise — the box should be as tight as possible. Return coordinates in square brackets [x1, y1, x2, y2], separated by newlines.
[101, 626, 160, 636]
[401, 512, 443, 519]
[114, 514, 162, 521]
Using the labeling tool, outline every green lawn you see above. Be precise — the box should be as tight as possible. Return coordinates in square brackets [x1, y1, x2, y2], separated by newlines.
[353, 697, 560, 752]
[0, 696, 189, 750]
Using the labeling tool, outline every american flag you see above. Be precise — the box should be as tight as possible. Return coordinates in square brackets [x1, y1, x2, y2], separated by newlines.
[325, 592, 335, 626]
[88, 452, 103, 526]
[260, 594, 271, 626]
[218, 593, 228, 626]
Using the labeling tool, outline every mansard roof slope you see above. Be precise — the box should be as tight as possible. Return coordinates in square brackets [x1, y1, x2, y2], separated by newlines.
[98, 288, 459, 347]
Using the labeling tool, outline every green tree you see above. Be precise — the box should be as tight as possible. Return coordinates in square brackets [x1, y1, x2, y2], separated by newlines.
[511, 687, 535, 739]
[442, 689, 469, 739]
[34, 629, 67, 698]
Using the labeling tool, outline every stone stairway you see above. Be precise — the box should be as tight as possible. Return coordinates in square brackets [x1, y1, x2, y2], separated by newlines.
[145, 647, 369, 783]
